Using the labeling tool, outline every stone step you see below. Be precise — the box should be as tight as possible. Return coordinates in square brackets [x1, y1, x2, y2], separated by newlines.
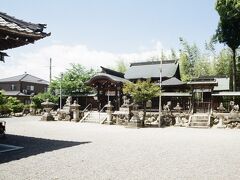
[190, 122, 208, 126]
[188, 126, 209, 128]
[83, 111, 107, 123]
[188, 114, 210, 128]
[191, 119, 208, 123]
[191, 116, 208, 120]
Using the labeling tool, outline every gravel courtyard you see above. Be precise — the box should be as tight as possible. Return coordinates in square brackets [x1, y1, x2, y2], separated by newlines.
[1, 116, 240, 180]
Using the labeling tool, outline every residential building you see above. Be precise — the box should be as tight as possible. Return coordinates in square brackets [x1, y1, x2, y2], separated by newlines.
[0, 73, 49, 104]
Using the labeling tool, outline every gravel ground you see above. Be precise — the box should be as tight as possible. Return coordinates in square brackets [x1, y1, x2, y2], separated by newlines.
[1, 116, 240, 180]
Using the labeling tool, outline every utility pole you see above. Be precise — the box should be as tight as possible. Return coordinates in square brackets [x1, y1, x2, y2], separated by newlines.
[158, 56, 163, 128]
[60, 72, 63, 109]
[49, 58, 52, 83]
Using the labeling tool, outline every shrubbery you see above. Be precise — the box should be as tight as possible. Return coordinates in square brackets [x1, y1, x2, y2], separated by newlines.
[7, 97, 24, 113]
[31, 92, 58, 109]
[0, 92, 24, 116]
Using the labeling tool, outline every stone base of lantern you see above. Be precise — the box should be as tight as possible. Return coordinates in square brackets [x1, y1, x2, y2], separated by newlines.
[41, 112, 54, 121]
[127, 113, 142, 128]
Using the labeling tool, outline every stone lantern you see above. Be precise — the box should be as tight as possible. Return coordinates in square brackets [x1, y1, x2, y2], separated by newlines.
[41, 99, 55, 121]
[70, 100, 81, 122]
[104, 101, 113, 125]
[173, 102, 183, 126]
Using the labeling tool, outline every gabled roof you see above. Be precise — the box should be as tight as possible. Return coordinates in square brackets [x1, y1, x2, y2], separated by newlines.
[161, 77, 185, 86]
[0, 11, 50, 50]
[100, 66, 124, 78]
[0, 73, 49, 85]
[124, 60, 179, 80]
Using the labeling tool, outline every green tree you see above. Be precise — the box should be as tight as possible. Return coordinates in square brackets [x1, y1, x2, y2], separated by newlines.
[114, 59, 128, 73]
[214, 48, 231, 76]
[123, 80, 160, 126]
[49, 64, 96, 96]
[31, 92, 58, 109]
[215, 0, 240, 91]
[179, 38, 201, 81]
[170, 48, 177, 60]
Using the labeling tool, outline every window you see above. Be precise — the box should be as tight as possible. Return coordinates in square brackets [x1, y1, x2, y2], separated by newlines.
[27, 85, 34, 91]
[10, 84, 16, 91]
[24, 99, 31, 104]
[44, 87, 48, 92]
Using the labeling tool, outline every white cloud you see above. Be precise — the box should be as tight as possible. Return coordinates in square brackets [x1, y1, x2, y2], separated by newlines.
[0, 41, 173, 81]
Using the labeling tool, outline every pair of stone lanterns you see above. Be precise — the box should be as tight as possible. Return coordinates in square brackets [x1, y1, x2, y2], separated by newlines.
[41, 99, 81, 122]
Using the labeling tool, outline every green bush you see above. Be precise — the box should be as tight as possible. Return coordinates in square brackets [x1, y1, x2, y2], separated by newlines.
[7, 97, 24, 113]
[31, 92, 58, 109]
[0, 104, 12, 115]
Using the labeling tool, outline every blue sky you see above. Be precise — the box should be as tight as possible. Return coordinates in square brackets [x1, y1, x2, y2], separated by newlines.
[1, 0, 220, 80]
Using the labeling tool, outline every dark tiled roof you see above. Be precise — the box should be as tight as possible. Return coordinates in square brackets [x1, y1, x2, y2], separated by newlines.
[124, 60, 179, 80]
[100, 66, 124, 78]
[0, 11, 49, 36]
[0, 74, 49, 85]
[0, 11, 50, 51]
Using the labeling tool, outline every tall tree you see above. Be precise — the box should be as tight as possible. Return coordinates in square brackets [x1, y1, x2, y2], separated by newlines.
[123, 80, 160, 126]
[215, 0, 240, 91]
[49, 64, 96, 96]
[179, 38, 201, 81]
[114, 59, 128, 73]
[214, 48, 231, 77]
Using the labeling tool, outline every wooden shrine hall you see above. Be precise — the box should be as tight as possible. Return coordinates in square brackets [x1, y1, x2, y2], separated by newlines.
[87, 60, 189, 111]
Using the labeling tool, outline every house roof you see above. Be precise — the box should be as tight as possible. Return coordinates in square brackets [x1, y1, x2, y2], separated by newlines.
[0, 11, 50, 50]
[188, 76, 230, 91]
[214, 77, 230, 91]
[0, 73, 49, 85]
[212, 91, 240, 96]
[124, 60, 179, 80]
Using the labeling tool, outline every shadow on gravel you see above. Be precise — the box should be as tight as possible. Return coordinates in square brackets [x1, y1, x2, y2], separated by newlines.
[0, 134, 91, 164]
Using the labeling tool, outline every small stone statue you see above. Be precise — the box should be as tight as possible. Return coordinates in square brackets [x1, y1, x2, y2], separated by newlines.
[173, 102, 182, 112]
[163, 101, 171, 112]
[233, 104, 239, 112]
[217, 102, 226, 112]
[65, 96, 72, 106]
[122, 96, 130, 107]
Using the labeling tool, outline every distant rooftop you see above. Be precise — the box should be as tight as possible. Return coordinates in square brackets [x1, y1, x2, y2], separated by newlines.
[0, 73, 49, 85]
[125, 60, 179, 80]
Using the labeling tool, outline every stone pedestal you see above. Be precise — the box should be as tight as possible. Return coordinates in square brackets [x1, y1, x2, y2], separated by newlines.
[174, 113, 181, 126]
[216, 115, 226, 128]
[70, 100, 81, 122]
[128, 110, 142, 128]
